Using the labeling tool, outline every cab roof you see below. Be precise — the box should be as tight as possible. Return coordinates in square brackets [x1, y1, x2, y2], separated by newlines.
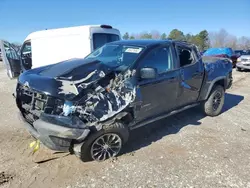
[110, 39, 193, 48]
[110, 39, 171, 47]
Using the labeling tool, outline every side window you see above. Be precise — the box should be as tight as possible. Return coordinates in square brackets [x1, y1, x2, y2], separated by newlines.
[21, 42, 32, 58]
[21, 42, 32, 70]
[177, 46, 196, 67]
[140, 46, 172, 74]
[93, 33, 120, 50]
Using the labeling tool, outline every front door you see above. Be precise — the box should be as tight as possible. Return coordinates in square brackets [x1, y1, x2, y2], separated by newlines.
[134, 45, 180, 122]
[0, 40, 21, 79]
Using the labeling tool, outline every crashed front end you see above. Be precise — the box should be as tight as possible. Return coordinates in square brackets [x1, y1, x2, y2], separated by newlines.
[16, 68, 136, 154]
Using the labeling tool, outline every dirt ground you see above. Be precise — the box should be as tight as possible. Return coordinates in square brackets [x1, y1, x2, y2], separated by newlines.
[0, 61, 250, 188]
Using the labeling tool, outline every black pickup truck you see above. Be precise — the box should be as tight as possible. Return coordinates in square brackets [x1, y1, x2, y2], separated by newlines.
[13, 40, 232, 162]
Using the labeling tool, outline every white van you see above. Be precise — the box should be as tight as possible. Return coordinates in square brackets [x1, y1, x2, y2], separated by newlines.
[0, 24, 121, 78]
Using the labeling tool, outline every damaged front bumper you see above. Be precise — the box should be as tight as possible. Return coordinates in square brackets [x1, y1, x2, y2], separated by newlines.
[18, 112, 90, 154]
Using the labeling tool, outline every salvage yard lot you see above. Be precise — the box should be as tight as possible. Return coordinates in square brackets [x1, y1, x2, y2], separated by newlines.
[0, 61, 250, 188]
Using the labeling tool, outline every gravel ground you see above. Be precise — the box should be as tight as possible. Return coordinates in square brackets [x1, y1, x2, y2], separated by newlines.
[0, 62, 249, 188]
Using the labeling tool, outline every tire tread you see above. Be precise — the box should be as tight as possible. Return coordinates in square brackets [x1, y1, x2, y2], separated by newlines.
[203, 85, 225, 117]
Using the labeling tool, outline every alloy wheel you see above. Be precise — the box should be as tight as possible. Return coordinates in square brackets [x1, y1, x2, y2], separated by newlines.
[212, 91, 222, 111]
[90, 133, 122, 161]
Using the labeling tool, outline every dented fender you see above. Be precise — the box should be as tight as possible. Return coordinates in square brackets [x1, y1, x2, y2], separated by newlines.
[60, 69, 138, 126]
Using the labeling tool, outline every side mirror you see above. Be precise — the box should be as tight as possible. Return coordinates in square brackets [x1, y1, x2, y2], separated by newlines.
[140, 67, 157, 79]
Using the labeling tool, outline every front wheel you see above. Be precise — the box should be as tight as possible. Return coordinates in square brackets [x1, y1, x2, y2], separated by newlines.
[236, 67, 242, 71]
[202, 85, 225, 117]
[80, 122, 129, 162]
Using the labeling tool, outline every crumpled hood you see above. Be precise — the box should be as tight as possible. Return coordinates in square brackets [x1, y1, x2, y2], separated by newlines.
[18, 58, 115, 99]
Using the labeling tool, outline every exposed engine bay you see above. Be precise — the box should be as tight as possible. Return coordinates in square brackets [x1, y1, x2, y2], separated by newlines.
[16, 68, 137, 127]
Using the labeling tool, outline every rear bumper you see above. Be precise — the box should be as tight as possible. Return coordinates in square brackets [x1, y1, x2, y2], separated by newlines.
[18, 112, 90, 152]
[236, 63, 250, 70]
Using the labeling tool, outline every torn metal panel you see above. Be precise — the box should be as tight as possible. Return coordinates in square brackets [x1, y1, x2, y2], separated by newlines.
[61, 69, 137, 125]
[78, 69, 136, 123]
[57, 69, 106, 97]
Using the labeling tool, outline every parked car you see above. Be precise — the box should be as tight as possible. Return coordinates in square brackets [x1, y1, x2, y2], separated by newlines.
[12, 40, 232, 162]
[236, 50, 250, 71]
[203, 47, 238, 67]
[235, 50, 244, 56]
[0, 24, 121, 79]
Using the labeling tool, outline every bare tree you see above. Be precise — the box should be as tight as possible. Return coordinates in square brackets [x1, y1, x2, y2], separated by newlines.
[237, 36, 250, 50]
[226, 35, 238, 50]
[151, 30, 161, 39]
[130, 33, 138, 39]
[209, 29, 229, 48]
[138, 31, 152, 39]
[208, 32, 217, 47]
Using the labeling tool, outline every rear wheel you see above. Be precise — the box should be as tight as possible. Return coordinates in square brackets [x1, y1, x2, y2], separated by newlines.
[236, 67, 242, 71]
[202, 85, 225, 117]
[80, 122, 129, 162]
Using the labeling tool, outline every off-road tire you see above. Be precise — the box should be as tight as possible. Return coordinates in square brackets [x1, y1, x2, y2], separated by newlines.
[202, 85, 225, 117]
[79, 122, 129, 162]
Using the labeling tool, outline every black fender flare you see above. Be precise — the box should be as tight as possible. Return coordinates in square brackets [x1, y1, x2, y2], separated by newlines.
[99, 111, 132, 129]
[205, 76, 226, 100]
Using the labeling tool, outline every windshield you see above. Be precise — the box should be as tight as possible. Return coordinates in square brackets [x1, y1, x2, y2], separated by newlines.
[85, 44, 144, 70]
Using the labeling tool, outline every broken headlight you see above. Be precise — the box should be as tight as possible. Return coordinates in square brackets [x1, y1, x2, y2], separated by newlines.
[50, 100, 76, 116]
[63, 101, 76, 116]
[47, 99, 64, 115]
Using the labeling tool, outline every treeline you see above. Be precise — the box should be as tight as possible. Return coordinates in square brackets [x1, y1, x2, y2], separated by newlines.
[123, 29, 250, 51]
[209, 29, 250, 50]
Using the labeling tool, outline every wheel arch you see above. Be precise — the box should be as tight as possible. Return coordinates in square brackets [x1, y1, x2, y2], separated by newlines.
[205, 76, 226, 100]
[101, 110, 134, 129]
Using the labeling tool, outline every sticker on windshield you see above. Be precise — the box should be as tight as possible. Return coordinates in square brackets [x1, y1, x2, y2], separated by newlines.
[125, 48, 143, 54]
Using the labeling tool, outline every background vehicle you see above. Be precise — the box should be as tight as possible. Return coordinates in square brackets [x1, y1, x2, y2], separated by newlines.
[235, 50, 250, 56]
[14, 40, 232, 162]
[235, 50, 244, 56]
[0, 24, 121, 79]
[203, 47, 238, 67]
[236, 50, 250, 71]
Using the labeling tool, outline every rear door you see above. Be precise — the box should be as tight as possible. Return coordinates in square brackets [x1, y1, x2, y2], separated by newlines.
[0, 40, 21, 78]
[175, 44, 204, 106]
